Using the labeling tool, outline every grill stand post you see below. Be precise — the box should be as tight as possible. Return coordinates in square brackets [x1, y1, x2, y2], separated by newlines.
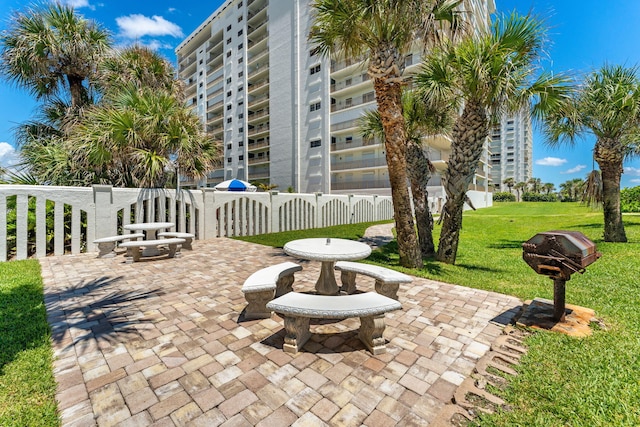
[552, 277, 567, 322]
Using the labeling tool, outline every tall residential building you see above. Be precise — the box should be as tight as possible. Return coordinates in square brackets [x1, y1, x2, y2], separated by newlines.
[176, 0, 495, 200]
[489, 109, 533, 191]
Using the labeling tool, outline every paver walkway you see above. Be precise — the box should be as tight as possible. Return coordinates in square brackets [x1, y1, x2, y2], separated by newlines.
[40, 230, 521, 426]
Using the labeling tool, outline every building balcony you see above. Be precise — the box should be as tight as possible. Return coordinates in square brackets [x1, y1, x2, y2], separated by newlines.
[330, 119, 359, 134]
[331, 157, 387, 171]
[248, 138, 270, 151]
[206, 123, 224, 133]
[248, 32, 268, 50]
[424, 134, 452, 151]
[206, 99, 223, 112]
[248, 108, 269, 122]
[248, 124, 269, 137]
[331, 95, 375, 113]
[249, 92, 269, 109]
[248, 154, 270, 165]
[179, 56, 197, 72]
[330, 57, 366, 74]
[331, 178, 390, 191]
[331, 137, 379, 152]
[249, 170, 270, 180]
[330, 73, 371, 96]
[248, 79, 269, 94]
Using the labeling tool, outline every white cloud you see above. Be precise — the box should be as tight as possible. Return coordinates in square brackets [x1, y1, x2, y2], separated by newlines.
[624, 166, 640, 176]
[116, 14, 184, 39]
[143, 39, 174, 51]
[62, 0, 94, 10]
[561, 164, 586, 174]
[630, 178, 640, 183]
[0, 142, 19, 169]
[535, 157, 568, 167]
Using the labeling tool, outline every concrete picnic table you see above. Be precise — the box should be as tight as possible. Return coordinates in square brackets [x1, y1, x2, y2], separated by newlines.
[123, 222, 174, 256]
[283, 237, 371, 295]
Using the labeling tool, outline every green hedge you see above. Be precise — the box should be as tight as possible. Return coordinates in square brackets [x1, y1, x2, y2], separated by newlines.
[493, 192, 516, 202]
[621, 186, 640, 212]
[522, 192, 558, 202]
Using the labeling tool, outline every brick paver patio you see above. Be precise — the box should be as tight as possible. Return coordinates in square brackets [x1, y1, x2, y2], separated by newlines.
[40, 231, 521, 426]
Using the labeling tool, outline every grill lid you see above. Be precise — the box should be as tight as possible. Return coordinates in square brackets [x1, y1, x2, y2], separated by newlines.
[522, 230, 601, 279]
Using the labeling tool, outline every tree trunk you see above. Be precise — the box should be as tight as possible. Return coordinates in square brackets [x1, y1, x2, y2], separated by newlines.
[407, 140, 435, 258]
[67, 74, 88, 110]
[370, 48, 421, 268]
[595, 139, 627, 242]
[436, 100, 489, 264]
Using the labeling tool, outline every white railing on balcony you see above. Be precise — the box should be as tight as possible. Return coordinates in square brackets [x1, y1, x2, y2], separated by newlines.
[0, 185, 394, 261]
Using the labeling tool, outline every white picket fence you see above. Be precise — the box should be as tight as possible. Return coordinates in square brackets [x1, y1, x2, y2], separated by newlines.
[0, 185, 394, 262]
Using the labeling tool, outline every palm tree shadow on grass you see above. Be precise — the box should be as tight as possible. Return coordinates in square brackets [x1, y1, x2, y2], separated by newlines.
[46, 276, 164, 351]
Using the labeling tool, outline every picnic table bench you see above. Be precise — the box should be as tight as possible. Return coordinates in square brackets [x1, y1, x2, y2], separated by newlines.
[157, 232, 195, 250]
[241, 262, 302, 320]
[119, 238, 185, 263]
[334, 261, 413, 300]
[266, 291, 401, 355]
[93, 233, 145, 258]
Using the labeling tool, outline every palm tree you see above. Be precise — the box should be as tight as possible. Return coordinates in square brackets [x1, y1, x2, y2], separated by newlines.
[67, 84, 219, 188]
[542, 182, 555, 195]
[0, 3, 110, 109]
[514, 181, 526, 202]
[309, 0, 463, 268]
[527, 177, 542, 194]
[559, 178, 584, 201]
[13, 97, 90, 185]
[544, 65, 640, 242]
[416, 12, 570, 264]
[360, 90, 451, 258]
[503, 177, 515, 193]
[96, 45, 182, 97]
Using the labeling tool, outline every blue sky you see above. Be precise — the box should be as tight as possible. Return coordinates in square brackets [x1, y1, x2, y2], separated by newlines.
[1, 0, 640, 189]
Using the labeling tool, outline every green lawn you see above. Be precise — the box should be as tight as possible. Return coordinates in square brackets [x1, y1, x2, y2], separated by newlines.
[0, 260, 58, 427]
[239, 202, 640, 426]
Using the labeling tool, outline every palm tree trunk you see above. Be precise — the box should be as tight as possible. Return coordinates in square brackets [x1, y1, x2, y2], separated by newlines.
[407, 140, 435, 258]
[436, 100, 488, 264]
[595, 140, 627, 242]
[372, 77, 422, 268]
[67, 74, 87, 109]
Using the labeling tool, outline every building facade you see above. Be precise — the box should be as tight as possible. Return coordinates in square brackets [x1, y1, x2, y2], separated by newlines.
[489, 109, 533, 191]
[176, 0, 497, 203]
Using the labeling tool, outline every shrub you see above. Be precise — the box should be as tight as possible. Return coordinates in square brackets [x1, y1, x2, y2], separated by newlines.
[621, 186, 640, 212]
[493, 192, 516, 202]
[522, 192, 558, 202]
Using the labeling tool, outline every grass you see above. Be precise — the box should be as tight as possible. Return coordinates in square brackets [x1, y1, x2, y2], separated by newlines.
[233, 220, 391, 248]
[239, 202, 640, 426]
[0, 259, 58, 427]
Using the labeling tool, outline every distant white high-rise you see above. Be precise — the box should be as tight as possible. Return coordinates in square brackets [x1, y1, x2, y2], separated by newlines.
[176, 0, 497, 203]
[489, 109, 533, 191]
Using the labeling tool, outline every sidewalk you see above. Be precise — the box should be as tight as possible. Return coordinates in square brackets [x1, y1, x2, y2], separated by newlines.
[41, 229, 521, 426]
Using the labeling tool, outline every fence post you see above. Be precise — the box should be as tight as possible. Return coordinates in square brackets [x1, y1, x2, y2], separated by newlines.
[93, 185, 115, 239]
[202, 188, 217, 240]
[270, 191, 279, 233]
[314, 192, 322, 230]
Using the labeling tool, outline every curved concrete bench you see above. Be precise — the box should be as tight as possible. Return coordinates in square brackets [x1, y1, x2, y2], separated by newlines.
[93, 233, 145, 258]
[241, 262, 302, 320]
[157, 232, 195, 250]
[334, 261, 412, 300]
[266, 292, 402, 355]
[119, 238, 185, 263]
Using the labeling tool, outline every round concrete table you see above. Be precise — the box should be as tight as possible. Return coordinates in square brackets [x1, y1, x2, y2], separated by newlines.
[284, 238, 371, 295]
[123, 222, 174, 256]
